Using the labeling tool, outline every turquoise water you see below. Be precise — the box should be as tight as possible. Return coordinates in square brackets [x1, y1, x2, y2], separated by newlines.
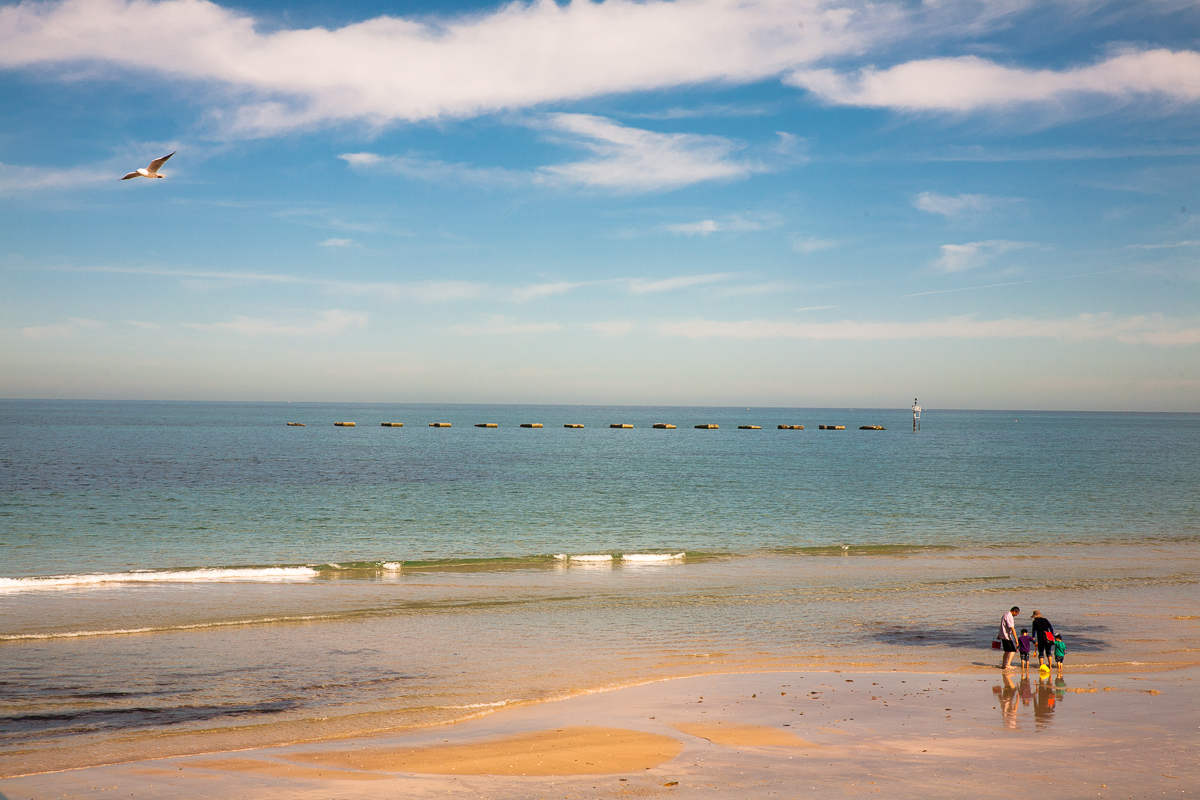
[2, 402, 1197, 578]
[1, 401, 1198, 775]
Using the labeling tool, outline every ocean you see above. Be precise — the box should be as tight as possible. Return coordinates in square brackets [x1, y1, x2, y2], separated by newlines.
[2, 401, 1198, 776]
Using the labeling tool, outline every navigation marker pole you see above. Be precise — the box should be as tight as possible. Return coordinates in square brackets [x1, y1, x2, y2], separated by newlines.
[912, 398, 922, 432]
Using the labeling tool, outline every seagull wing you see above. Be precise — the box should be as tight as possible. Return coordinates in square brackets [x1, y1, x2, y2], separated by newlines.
[121, 171, 141, 180]
[146, 151, 175, 173]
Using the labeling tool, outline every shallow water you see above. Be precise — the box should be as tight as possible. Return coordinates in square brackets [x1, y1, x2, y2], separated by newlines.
[1, 402, 1197, 775]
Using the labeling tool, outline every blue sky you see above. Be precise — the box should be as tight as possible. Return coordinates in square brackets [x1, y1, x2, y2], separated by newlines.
[1, 0, 1197, 409]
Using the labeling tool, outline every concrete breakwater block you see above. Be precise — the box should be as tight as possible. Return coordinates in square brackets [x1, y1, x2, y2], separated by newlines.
[610, 423, 634, 428]
[695, 424, 719, 429]
[738, 425, 762, 430]
[652, 423, 677, 429]
[334, 422, 356, 427]
[381, 422, 404, 427]
[859, 425, 886, 430]
[564, 424, 585, 428]
[777, 425, 804, 429]
[818, 425, 846, 430]
[520, 423, 544, 428]
[429, 422, 452, 428]
[475, 423, 499, 428]
[286, 422, 306, 426]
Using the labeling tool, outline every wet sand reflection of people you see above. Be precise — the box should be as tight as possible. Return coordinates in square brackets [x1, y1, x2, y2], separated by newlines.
[1033, 674, 1060, 725]
[993, 673, 1019, 729]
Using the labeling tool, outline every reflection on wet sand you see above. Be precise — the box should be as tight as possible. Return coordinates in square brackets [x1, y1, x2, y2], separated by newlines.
[994, 674, 1068, 728]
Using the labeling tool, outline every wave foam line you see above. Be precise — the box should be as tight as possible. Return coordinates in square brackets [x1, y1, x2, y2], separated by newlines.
[0, 613, 337, 641]
[622, 552, 686, 562]
[0, 567, 319, 592]
[555, 554, 613, 562]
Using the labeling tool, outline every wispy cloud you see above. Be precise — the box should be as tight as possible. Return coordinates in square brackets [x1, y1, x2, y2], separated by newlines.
[19, 317, 104, 341]
[585, 320, 637, 337]
[913, 192, 1018, 216]
[184, 309, 368, 336]
[0, 162, 111, 191]
[791, 236, 839, 254]
[627, 273, 735, 294]
[1127, 240, 1200, 250]
[788, 49, 1200, 115]
[510, 281, 591, 303]
[338, 153, 522, 187]
[453, 315, 563, 336]
[317, 238, 354, 247]
[667, 214, 777, 235]
[932, 240, 1034, 273]
[533, 114, 769, 192]
[659, 314, 1200, 345]
[796, 304, 837, 312]
[0, 0, 888, 136]
[123, 320, 162, 330]
[344, 115, 782, 193]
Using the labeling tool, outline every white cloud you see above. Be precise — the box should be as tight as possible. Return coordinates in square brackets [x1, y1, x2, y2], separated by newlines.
[510, 281, 590, 302]
[932, 239, 1033, 272]
[586, 320, 636, 337]
[0, 162, 111, 191]
[659, 313, 1200, 345]
[124, 320, 162, 330]
[1127, 240, 1200, 250]
[913, 192, 1016, 216]
[796, 304, 836, 311]
[627, 273, 735, 294]
[667, 214, 773, 235]
[791, 236, 838, 253]
[344, 115, 775, 193]
[788, 49, 1200, 113]
[0, 0, 888, 135]
[338, 152, 522, 186]
[453, 315, 563, 335]
[318, 238, 354, 247]
[19, 317, 103, 341]
[183, 309, 368, 336]
[533, 114, 766, 191]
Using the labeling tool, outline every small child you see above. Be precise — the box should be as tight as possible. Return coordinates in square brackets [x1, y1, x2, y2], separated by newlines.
[1017, 628, 1035, 669]
[1054, 634, 1066, 671]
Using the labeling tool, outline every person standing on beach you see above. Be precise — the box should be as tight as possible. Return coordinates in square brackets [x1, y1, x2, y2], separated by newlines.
[1031, 610, 1056, 668]
[999, 606, 1020, 670]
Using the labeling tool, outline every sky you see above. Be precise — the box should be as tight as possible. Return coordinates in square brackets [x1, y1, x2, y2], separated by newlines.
[0, 0, 1197, 410]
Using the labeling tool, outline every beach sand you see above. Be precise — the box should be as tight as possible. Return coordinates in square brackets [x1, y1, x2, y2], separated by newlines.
[5, 667, 1196, 799]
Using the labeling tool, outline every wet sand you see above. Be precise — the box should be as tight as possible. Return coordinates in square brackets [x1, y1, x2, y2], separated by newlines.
[4, 666, 1196, 799]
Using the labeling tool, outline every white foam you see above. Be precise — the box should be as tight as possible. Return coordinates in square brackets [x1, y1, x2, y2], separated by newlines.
[567, 554, 613, 562]
[441, 699, 513, 709]
[0, 613, 334, 640]
[381, 562, 403, 571]
[0, 567, 319, 592]
[621, 552, 685, 562]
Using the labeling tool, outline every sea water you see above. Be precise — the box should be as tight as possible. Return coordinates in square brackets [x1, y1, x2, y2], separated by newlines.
[1, 401, 1198, 775]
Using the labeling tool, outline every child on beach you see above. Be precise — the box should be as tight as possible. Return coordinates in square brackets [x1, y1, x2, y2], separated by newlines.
[1018, 629, 1034, 670]
[1054, 634, 1066, 673]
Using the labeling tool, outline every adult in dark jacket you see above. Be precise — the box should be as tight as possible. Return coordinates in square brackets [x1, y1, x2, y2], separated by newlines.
[1031, 610, 1055, 668]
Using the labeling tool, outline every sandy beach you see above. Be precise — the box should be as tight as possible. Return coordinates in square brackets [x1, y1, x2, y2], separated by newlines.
[4, 664, 1196, 799]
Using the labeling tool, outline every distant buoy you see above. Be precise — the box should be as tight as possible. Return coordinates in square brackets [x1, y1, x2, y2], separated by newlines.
[475, 423, 498, 428]
[652, 423, 677, 429]
[859, 425, 885, 430]
[429, 422, 452, 428]
[610, 424, 633, 428]
[286, 422, 306, 427]
[695, 424, 719, 429]
[738, 425, 762, 430]
[777, 425, 803, 430]
[520, 423, 543, 428]
[381, 422, 403, 427]
[564, 424, 585, 428]
[334, 422, 355, 427]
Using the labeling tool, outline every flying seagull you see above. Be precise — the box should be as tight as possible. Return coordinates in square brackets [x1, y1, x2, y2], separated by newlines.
[121, 151, 175, 180]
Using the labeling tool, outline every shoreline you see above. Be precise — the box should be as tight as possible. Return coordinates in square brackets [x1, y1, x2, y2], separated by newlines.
[4, 665, 1196, 798]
